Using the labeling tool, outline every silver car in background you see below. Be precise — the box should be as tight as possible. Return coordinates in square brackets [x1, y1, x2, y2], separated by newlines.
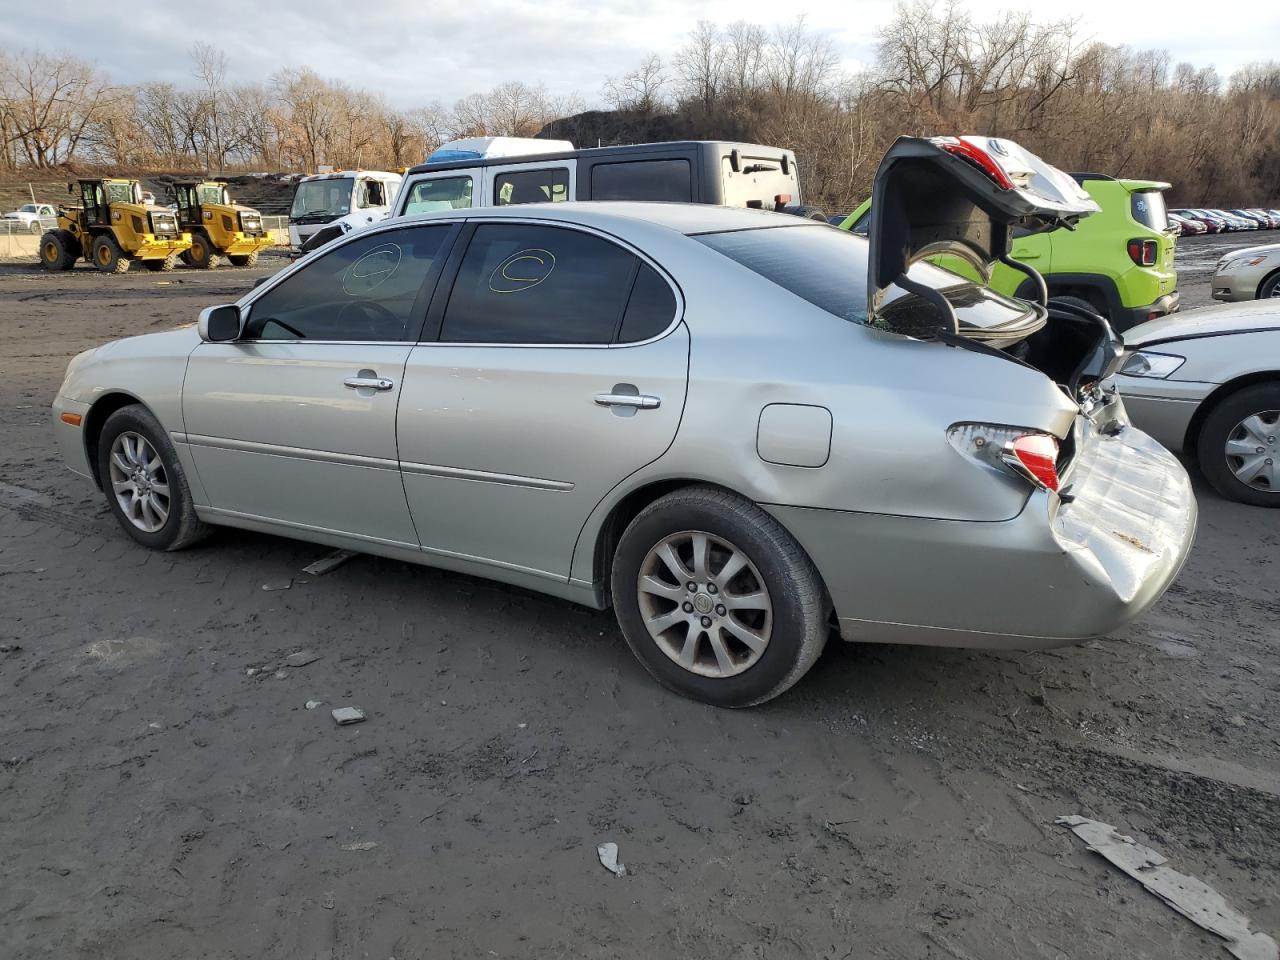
[51, 137, 1196, 706]
[1212, 242, 1280, 301]
[1118, 299, 1280, 506]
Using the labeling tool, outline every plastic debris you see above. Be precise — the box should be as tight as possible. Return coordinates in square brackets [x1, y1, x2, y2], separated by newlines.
[331, 707, 366, 726]
[597, 841, 627, 877]
[285, 650, 319, 668]
[322, 892, 336, 910]
[340, 841, 377, 851]
[305, 700, 324, 710]
[303, 550, 357, 577]
[262, 580, 292, 592]
[1058, 816, 1278, 960]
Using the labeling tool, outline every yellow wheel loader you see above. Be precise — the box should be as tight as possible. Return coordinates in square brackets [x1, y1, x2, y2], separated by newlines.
[39, 179, 192, 274]
[171, 180, 273, 269]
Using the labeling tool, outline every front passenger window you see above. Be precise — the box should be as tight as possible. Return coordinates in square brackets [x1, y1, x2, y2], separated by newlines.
[244, 226, 450, 342]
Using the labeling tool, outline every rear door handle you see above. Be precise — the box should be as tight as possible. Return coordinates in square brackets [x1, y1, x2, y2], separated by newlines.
[344, 376, 395, 391]
[594, 392, 661, 409]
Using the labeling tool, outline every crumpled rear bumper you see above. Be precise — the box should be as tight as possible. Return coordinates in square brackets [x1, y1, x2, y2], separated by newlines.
[766, 420, 1197, 649]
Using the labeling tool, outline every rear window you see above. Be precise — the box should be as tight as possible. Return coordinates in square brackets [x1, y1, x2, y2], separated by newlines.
[591, 160, 692, 202]
[695, 225, 1034, 331]
[1130, 190, 1167, 230]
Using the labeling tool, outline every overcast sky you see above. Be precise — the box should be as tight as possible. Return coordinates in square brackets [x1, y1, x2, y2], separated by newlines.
[2, 0, 1275, 110]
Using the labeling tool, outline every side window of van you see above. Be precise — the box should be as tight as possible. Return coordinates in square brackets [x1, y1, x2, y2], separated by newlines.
[403, 176, 474, 214]
[590, 159, 692, 201]
[494, 168, 569, 205]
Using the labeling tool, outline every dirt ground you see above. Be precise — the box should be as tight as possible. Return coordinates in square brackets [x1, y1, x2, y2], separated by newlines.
[1, 235, 1278, 960]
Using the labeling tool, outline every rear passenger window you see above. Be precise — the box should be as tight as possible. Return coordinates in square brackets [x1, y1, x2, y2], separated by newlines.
[591, 159, 692, 202]
[618, 264, 677, 342]
[441, 224, 637, 344]
[495, 168, 569, 205]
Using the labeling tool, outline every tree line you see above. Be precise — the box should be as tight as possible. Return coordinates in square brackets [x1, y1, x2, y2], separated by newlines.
[2, 4, 1277, 210]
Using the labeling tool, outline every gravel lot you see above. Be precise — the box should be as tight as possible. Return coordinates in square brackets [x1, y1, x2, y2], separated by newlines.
[2, 236, 1278, 960]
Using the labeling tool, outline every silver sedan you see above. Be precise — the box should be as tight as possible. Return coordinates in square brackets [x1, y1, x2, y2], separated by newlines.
[51, 138, 1196, 706]
[1117, 299, 1280, 506]
[1212, 242, 1280, 301]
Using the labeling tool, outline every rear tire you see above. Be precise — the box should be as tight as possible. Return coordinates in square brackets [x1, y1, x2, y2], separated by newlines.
[39, 230, 79, 270]
[143, 254, 178, 272]
[28, 220, 42, 235]
[92, 234, 129, 274]
[97, 404, 211, 550]
[185, 233, 217, 269]
[228, 251, 258, 267]
[610, 486, 829, 707]
[1196, 383, 1280, 507]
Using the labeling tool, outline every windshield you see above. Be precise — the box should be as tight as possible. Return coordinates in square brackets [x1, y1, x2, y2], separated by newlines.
[197, 184, 227, 205]
[105, 182, 135, 204]
[290, 178, 354, 219]
[1130, 190, 1167, 230]
[696, 224, 1036, 331]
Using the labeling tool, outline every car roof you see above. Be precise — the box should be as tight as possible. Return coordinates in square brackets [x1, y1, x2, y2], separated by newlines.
[387, 201, 819, 237]
[405, 140, 792, 175]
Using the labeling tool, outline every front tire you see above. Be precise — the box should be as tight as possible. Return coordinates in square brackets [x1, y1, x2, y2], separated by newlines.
[97, 405, 211, 549]
[39, 230, 79, 270]
[92, 234, 129, 274]
[1196, 383, 1280, 507]
[185, 233, 217, 269]
[228, 251, 258, 267]
[1258, 271, 1280, 299]
[610, 486, 829, 707]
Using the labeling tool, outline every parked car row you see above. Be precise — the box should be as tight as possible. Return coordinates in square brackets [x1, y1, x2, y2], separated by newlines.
[1170, 207, 1280, 234]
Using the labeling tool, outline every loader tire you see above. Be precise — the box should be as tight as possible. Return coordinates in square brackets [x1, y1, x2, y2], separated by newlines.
[40, 230, 79, 271]
[143, 254, 178, 272]
[92, 234, 130, 274]
[228, 251, 258, 267]
[186, 233, 217, 269]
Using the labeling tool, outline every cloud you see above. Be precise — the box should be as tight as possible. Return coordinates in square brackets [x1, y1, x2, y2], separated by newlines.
[1, 0, 1275, 110]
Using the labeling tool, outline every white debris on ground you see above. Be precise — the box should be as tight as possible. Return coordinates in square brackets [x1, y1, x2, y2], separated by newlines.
[1058, 816, 1279, 960]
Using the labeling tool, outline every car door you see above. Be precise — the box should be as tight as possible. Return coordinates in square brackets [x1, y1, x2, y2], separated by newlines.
[182, 222, 458, 545]
[397, 219, 689, 581]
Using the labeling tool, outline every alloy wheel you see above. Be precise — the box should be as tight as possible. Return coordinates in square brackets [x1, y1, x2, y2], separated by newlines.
[1224, 410, 1280, 492]
[108, 431, 171, 532]
[636, 530, 772, 678]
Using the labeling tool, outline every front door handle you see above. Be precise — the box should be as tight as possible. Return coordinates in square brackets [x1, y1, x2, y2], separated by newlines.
[594, 392, 661, 410]
[344, 376, 394, 391]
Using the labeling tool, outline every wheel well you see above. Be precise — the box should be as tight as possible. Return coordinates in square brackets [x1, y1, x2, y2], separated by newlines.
[1184, 372, 1280, 452]
[1257, 267, 1280, 299]
[591, 478, 720, 606]
[83, 392, 146, 488]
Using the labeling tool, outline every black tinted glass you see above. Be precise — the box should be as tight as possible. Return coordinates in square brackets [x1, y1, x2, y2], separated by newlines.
[1130, 190, 1167, 230]
[245, 226, 448, 341]
[441, 224, 636, 344]
[591, 159, 692, 202]
[618, 263, 677, 342]
[495, 168, 569, 205]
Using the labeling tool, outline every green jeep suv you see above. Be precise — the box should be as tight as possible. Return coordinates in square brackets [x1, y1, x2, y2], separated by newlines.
[840, 173, 1179, 331]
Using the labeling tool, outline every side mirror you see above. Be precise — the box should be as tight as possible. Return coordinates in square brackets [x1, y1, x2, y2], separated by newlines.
[198, 304, 243, 342]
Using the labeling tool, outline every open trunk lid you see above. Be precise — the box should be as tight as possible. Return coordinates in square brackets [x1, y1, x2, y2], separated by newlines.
[866, 136, 1127, 406]
[867, 136, 1098, 336]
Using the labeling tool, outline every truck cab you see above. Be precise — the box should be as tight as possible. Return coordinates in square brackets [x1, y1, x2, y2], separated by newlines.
[287, 170, 403, 254]
[392, 139, 802, 219]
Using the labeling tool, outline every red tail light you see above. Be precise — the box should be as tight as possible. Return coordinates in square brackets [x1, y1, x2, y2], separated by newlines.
[1001, 434, 1060, 492]
[1127, 238, 1158, 266]
[936, 139, 1015, 190]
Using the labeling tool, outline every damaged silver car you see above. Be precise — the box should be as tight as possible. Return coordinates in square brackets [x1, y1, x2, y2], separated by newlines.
[52, 135, 1197, 706]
